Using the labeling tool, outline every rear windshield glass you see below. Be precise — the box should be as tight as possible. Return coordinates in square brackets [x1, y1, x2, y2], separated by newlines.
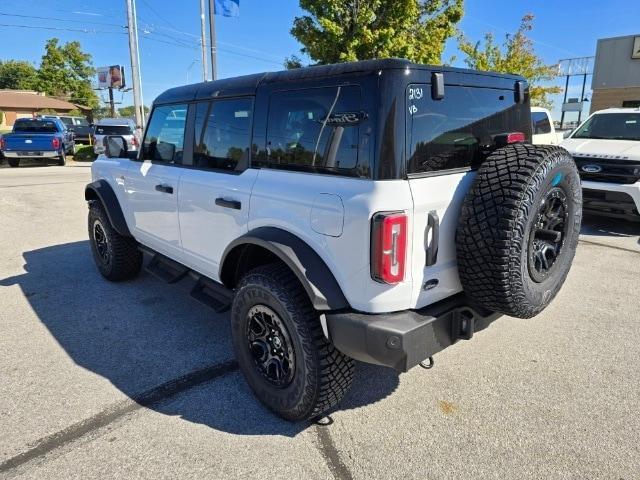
[406, 85, 531, 174]
[95, 125, 132, 135]
[13, 120, 58, 133]
[73, 118, 89, 126]
[572, 113, 640, 141]
[59, 117, 74, 127]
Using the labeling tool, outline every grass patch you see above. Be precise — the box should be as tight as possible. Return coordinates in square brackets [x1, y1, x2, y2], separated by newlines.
[73, 145, 97, 162]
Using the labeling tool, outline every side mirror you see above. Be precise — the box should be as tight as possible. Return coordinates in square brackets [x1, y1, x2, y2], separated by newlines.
[104, 135, 127, 158]
[563, 130, 574, 139]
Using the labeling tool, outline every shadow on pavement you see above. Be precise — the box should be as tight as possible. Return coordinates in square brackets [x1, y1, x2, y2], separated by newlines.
[0, 241, 400, 437]
[581, 214, 640, 238]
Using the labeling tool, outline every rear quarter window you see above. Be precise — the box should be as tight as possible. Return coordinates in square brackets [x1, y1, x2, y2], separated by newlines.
[406, 84, 531, 174]
[265, 85, 363, 175]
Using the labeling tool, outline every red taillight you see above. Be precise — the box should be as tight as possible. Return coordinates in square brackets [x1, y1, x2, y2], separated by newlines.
[371, 212, 407, 284]
[132, 136, 139, 147]
[52, 137, 60, 150]
[506, 132, 525, 143]
[0, 137, 5, 151]
[91, 135, 96, 145]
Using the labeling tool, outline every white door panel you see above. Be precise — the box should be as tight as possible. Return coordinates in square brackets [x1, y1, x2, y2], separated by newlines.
[178, 168, 258, 280]
[124, 160, 182, 258]
[408, 171, 476, 309]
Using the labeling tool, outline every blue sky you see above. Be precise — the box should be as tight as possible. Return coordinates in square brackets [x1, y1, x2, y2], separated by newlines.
[1, 0, 639, 120]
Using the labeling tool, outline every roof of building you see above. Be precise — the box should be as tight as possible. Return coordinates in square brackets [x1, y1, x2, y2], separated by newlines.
[0, 90, 89, 111]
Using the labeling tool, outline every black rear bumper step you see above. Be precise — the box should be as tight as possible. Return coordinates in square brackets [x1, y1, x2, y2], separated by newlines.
[325, 293, 500, 372]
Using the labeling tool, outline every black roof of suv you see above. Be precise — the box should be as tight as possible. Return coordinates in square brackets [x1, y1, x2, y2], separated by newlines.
[154, 58, 527, 105]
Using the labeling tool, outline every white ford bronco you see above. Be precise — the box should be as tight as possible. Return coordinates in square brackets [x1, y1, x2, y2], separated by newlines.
[85, 59, 582, 421]
[561, 108, 640, 221]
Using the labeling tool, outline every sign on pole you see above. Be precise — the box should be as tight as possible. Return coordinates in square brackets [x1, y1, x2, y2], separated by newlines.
[97, 65, 126, 89]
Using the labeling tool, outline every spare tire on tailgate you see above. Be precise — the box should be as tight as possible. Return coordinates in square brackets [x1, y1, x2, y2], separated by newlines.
[456, 144, 582, 319]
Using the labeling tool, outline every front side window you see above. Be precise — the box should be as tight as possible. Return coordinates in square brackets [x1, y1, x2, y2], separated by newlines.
[406, 85, 530, 174]
[572, 113, 640, 141]
[142, 104, 187, 163]
[193, 98, 252, 171]
[532, 111, 552, 134]
[266, 86, 362, 174]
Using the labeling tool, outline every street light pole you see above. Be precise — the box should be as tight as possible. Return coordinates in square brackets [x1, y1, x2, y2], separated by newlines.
[199, 0, 209, 81]
[208, 0, 217, 80]
[126, 0, 145, 127]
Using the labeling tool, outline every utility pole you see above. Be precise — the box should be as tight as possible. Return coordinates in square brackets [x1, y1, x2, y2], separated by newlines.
[199, 0, 209, 81]
[126, 0, 145, 127]
[108, 87, 116, 117]
[208, 0, 217, 80]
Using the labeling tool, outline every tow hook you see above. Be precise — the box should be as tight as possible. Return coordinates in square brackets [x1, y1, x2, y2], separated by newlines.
[419, 356, 434, 370]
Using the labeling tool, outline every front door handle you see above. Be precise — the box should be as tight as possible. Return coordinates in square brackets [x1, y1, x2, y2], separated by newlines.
[215, 197, 241, 210]
[155, 184, 174, 194]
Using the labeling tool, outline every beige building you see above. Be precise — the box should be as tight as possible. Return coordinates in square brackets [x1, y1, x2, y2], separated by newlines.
[590, 34, 640, 113]
[0, 90, 90, 128]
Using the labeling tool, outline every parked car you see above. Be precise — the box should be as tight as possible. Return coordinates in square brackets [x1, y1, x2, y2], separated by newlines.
[531, 107, 563, 145]
[85, 59, 582, 420]
[561, 107, 640, 221]
[93, 118, 140, 155]
[42, 115, 94, 144]
[0, 117, 75, 167]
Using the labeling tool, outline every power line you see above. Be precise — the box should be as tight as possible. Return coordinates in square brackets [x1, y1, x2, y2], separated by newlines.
[0, 22, 126, 35]
[0, 11, 125, 27]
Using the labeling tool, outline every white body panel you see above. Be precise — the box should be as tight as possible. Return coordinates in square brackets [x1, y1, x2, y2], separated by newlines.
[178, 168, 258, 280]
[249, 169, 416, 313]
[123, 160, 183, 259]
[407, 171, 474, 309]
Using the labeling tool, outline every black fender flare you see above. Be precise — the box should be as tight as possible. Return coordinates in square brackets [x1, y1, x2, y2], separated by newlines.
[220, 227, 349, 311]
[84, 180, 132, 237]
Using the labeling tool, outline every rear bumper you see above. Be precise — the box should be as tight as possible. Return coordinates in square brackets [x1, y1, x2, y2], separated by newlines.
[582, 181, 640, 220]
[2, 151, 59, 158]
[325, 293, 500, 372]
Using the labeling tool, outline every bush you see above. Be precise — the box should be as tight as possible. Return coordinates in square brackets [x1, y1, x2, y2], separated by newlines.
[73, 145, 96, 162]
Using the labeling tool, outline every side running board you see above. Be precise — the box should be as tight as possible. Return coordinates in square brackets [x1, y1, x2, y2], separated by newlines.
[142, 249, 233, 312]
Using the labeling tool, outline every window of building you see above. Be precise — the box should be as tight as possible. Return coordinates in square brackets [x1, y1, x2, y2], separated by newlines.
[142, 104, 187, 163]
[622, 100, 640, 108]
[266, 86, 362, 174]
[193, 98, 253, 171]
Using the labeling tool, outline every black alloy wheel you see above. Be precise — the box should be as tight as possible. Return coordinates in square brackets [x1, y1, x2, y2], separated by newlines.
[528, 187, 569, 283]
[246, 304, 295, 388]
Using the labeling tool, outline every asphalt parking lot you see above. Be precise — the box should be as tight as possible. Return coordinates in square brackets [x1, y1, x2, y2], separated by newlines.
[1, 165, 639, 480]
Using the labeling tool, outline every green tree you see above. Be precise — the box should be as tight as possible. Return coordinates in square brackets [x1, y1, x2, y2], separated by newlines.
[288, 0, 464, 67]
[458, 14, 560, 109]
[118, 105, 150, 118]
[0, 60, 39, 90]
[37, 38, 99, 109]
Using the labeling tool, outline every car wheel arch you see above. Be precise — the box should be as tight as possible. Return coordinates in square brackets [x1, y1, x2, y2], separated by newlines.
[220, 227, 349, 311]
[84, 180, 132, 237]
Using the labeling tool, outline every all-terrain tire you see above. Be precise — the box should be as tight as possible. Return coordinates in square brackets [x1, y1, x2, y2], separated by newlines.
[456, 144, 582, 318]
[8, 158, 20, 168]
[231, 263, 355, 421]
[88, 201, 142, 281]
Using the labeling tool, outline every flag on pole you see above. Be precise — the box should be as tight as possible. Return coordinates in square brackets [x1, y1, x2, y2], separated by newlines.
[215, 0, 240, 17]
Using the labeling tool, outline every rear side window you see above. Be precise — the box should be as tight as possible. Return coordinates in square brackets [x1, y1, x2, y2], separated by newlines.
[406, 85, 530, 174]
[193, 98, 252, 171]
[532, 111, 551, 134]
[142, 104, 187, 163]
[95, 125, 132, 135]
[13, 120, 58, 133]
[266, 86, 362, 174]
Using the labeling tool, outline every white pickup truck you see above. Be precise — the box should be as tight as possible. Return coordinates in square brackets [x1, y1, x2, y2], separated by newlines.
[531, 107, 563, 145]
[561, 108, 640, 221]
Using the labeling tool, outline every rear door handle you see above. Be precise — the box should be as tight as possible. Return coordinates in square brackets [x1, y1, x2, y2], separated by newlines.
[425, 210, 439, 266]
[215, 197, 241, 210]
[155, 184, 174, 194]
